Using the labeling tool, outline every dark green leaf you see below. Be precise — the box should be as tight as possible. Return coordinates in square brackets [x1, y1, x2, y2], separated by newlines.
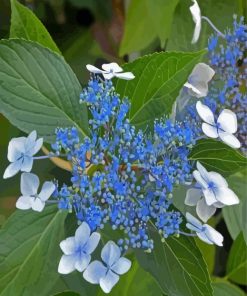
[190, 139, 247, 175]
[223, 171, 247, 242]
[115, 50, 206, 129]
[226, 232, 247, 285]
[10, 0, 60, 54]
[0, 39, 89, 143]
[213, 279, 245, 296]
[52, 292, 80, 296]
[136, 227, 213, 296]
[0, 206, 67, 296]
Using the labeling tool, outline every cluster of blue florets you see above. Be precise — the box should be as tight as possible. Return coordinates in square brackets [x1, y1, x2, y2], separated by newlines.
[52, 78, 198, 251]
[206, 16, 247, 151]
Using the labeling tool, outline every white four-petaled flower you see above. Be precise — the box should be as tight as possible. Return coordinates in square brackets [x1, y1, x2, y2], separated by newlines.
[83, 241, 131, 294]
[58, 222, 101, 274]
[184, 63, 215, 98]
[190, 0, 201, 44]
[196, 101, 241, 148]
[16, 173, 55, 212]
[3, 131, 43, 179]
[86, 63, 135, 80]
[185, 162, 239, 222]
[186, 212, 223, 246]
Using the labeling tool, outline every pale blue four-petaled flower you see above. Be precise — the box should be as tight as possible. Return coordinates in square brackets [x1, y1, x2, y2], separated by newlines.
[185, 162, 239, 222]
[83, 241, 131, 294]
[58, 222, 101, 274]
[196, 101, 241, 149]
[186, 212, 224, 246]
[3, 131, 43, 179]
[16, 173, 55, 212]
[86, 62, 135, 80]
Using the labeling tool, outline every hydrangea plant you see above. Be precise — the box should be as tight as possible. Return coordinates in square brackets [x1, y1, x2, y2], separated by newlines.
[0, 0, 246, 295]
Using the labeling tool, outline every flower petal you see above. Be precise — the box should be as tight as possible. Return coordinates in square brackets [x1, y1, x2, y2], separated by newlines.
[75, 222, 91, 247]
[184, 82, 203, 98]
[16, 195, 32, 210]
[204, 224, 224, 246]
[7, 137, 26, 162]
[83, 261, 107, 284]
[207, 172, 228, 188]
[21, 173, 39, 196]
[202, 188, 218, 206]
[21, 156, 33, 172]
[185, 212, 202, 230]
[190, 0, 201, 43]
[196, 162, 210, 183]
[114, 72, 135, 80]
[31, 198, 45, 212]
[86, 64, 104, 74]
[111, 257, 131, 275]
[196, 198, 216, 222]
[197, 231, 214, 245]
[185, 188, 202, 206]
[60, 237, 76, 255]
[75, 253, 91, 272]
[31, 138, 43, 155]
[217, 109, 238, 134]
[102, 62, 123, 73]
[99, 270, 119, 294]
[3, 160, 22, 179]
[102, 72, 114, 80]
[58, 254, 77, 274]
[202, 123, 218, 138]
[101, 241, 121, 266]
[196, 101, 215, 125]
[218, 131, 241, 149]
[84, 232, 101, 254]
[39, 181, 55, 201]
[215, 187, 239, 205]
[193, 170, 208, 189]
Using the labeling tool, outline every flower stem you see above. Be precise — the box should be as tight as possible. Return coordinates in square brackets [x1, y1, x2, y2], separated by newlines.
[201, 16, 226, 39]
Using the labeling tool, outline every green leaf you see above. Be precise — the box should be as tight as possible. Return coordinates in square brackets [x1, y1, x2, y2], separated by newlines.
[223, 171, 247, 242]
[115, 50, 206, 128]
[97, 258, 162, 296]
[136, 227, 213, 296]
[167, 0, 240, 51]
[0, 39, 89, 143]
[145, 0, 179, 48]
[213, 279, 245, 296]
[226, 232, 247, 285]
[0, 206, 67, 296]
[119, 0, 156, 56]
[190, 139, 247, 175]
[10, 0, 60, 54]
[52, 292, 80, 296]
[195, 240, 215, 275]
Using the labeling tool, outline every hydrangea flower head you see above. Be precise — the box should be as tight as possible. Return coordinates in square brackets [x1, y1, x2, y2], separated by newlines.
[86, 63, 135, 80]
[186, 212, 224, 246]
[184, 63, 215, 98]
[185, 162, 239, 222]
[3, 131, 43, 179]
[196, 101, 241, 148]
[58, 222, 101, 274]
[16, 173, 55, 212]
[83, 241, 131, 293]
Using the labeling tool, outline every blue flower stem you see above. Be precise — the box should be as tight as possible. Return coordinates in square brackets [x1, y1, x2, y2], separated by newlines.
[178, 231, 197, 237]
[201, 16, 226, 39]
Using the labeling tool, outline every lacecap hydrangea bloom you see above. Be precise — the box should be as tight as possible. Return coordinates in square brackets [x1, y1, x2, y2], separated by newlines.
[52, 77, 200, 252]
